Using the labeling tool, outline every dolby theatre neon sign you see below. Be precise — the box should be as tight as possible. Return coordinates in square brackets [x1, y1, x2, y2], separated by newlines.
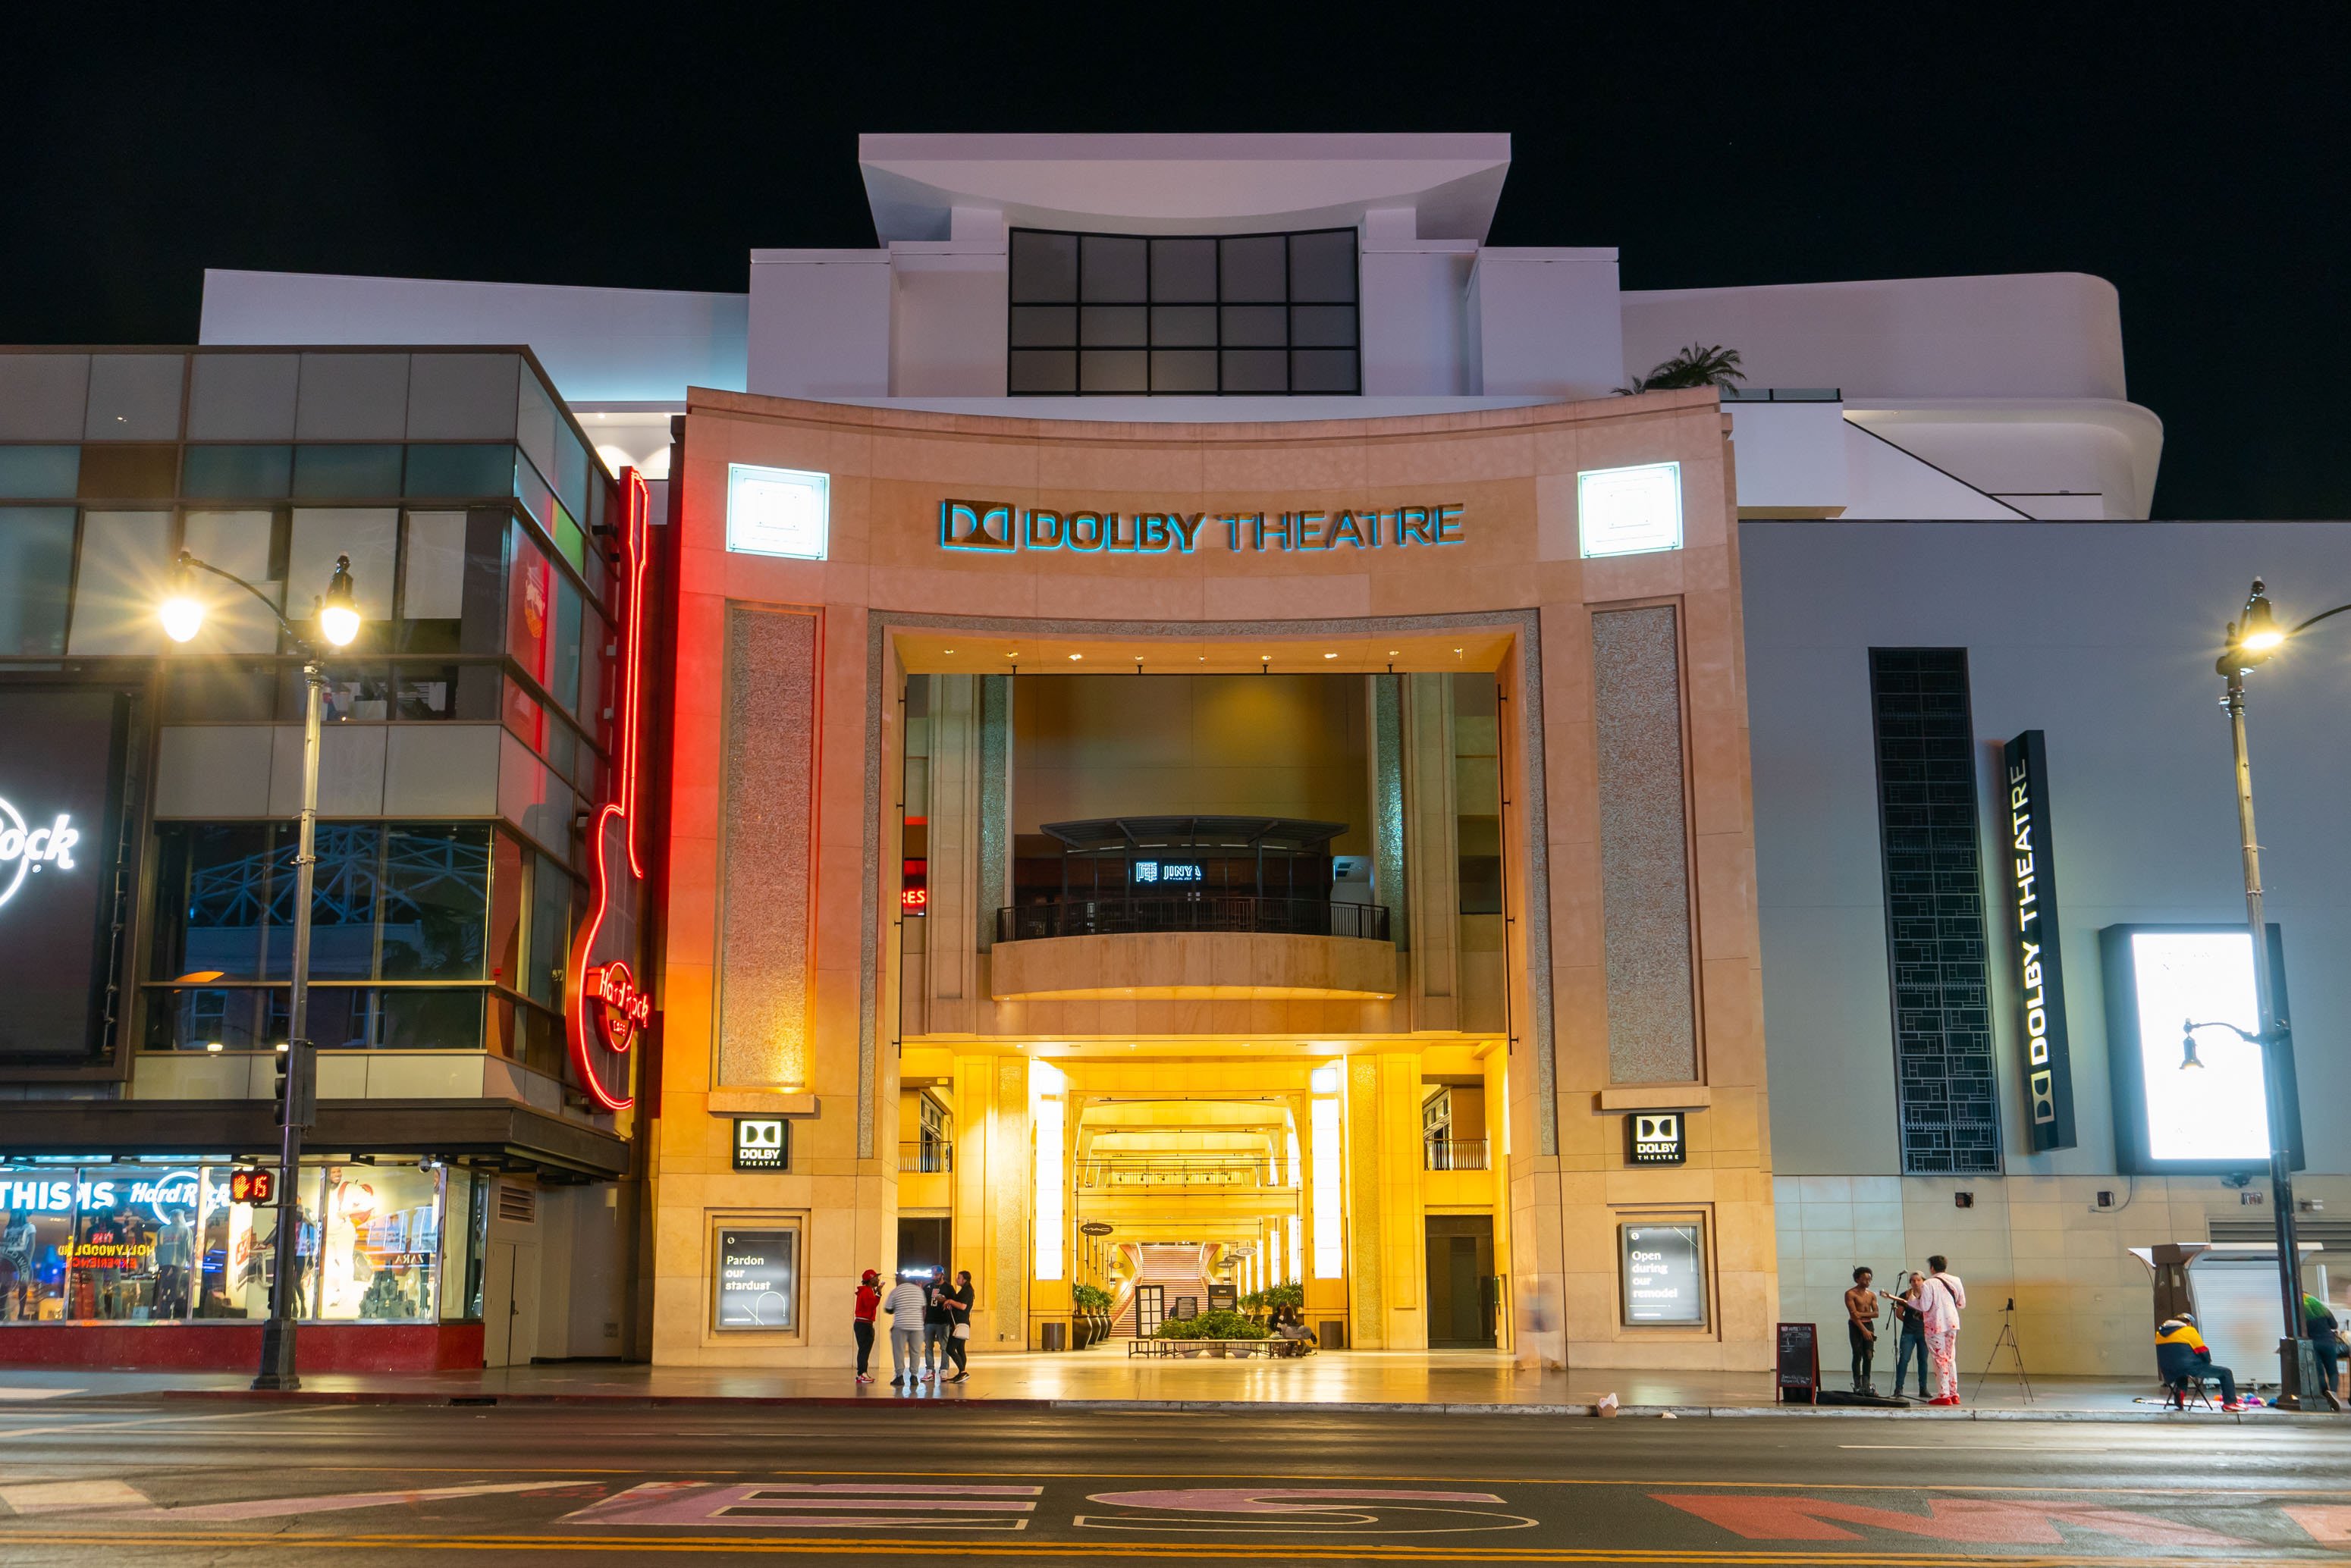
[0, 798, 79, 910]
[565, 470, 654, 1111]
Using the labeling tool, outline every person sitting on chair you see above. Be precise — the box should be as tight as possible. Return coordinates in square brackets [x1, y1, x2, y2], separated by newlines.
[2156, 1312, 2243, 1412]
[1271, 1305, 1317, 1350]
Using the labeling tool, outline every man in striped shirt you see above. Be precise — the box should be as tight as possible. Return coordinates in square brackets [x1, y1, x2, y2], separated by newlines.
[883, 1272, 931, 1388]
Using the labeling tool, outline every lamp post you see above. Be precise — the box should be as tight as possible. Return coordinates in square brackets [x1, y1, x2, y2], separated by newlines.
[2206, 578, 2346, 1413]
[162, 550, 361, 1391]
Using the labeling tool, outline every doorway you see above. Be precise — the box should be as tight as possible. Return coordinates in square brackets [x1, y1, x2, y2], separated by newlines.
[898, 1217, 950, 1281]
[485, 1240, 540, 1366]
[1423, 1215, 1496, 1347]
[1134, 1284, 1166, 1338]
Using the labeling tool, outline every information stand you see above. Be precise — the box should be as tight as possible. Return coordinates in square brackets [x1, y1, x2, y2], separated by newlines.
[1776, 1321, 1819, 1404]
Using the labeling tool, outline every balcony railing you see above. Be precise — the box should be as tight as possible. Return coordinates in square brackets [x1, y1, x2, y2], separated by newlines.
[997, 895, 1390, 944]
[1423, 1137, 1489, 1171]
[899, 1142, 953, 1174]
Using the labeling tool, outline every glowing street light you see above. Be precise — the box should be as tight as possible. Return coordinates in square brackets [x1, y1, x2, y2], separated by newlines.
[159, 547, 363, 1392]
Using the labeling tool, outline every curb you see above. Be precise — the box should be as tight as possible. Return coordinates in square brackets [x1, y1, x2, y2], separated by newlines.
[98, 1387, 2348, 1425]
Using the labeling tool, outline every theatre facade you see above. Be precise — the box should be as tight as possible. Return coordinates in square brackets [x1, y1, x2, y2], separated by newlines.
[648, 385, 1772, 1370]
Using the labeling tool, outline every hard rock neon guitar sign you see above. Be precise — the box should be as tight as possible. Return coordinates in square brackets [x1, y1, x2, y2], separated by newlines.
[567, 469, 653, 1112]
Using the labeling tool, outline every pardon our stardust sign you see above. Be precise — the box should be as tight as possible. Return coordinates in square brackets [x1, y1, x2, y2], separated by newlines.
[941, 500, 1466, 556]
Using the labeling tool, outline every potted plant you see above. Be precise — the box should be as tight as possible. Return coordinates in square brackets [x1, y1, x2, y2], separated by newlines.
[1072, 1282, 1114, 1347]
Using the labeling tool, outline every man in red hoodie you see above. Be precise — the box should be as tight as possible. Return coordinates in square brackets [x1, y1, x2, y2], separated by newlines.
[852, 1269, 881, 1385]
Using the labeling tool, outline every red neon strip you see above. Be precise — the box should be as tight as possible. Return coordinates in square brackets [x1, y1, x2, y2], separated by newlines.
[565, 469, 652, 1113]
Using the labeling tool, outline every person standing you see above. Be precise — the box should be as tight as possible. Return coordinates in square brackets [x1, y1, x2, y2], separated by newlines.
[921, 1274, 953, 1381]
[2305, 1293, 2343, 1397]
[941, 1269, 976, 1383]
[1844, 1267, 1879, 1392]
[1919, 1255, 1967, 1406]
[852, 1269, 881, 1385]
[883, 1271, 928, 1388]
[1887, 1271, 1931, 1400]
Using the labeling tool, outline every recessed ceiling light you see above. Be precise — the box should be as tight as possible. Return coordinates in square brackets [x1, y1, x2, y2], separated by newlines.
[1323, 653, 1337, 660]
[1069, 653, 1083, 661]
[1388, 650, 1400, 657]
[943, 648, 955, 654]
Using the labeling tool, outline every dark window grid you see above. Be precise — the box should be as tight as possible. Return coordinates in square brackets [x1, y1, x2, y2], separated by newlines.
[1869, 648, 2002, 1176]
[1007, 227, 1360, 396]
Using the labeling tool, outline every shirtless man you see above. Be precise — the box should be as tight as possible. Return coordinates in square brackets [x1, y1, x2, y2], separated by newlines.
[1845, 1266, 1881, 1392]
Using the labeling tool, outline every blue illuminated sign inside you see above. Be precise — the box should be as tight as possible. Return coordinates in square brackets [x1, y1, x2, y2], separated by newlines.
[941, 500, 1465, 557]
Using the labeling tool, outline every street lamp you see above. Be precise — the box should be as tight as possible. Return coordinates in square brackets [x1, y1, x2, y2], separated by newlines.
[162, 548, 362, 1391]
[2208, 576, 2346, 1413]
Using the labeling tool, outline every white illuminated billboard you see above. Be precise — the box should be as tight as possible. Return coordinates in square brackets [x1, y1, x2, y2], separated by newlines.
[2126, 930, 2270, 1165]
[1577, 461, 1683, 558]
[726, 464, 830, 560]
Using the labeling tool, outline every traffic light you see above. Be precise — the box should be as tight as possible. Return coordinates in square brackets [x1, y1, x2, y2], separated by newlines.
[272, 1040, 317, 1129]
[228, 1168, 275, 1205]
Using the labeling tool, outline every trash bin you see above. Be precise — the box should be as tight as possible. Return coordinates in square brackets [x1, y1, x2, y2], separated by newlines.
[1041, 1321, 1066, 1352]
[1318, 1319, 1347, 1350]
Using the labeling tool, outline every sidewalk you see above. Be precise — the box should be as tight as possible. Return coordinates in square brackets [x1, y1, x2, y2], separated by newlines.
[2, 1347, 2340, 1422]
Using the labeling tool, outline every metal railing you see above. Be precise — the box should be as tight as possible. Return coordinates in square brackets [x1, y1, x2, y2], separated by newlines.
[899, 1142, 953, 1174]
[997, 895, 1390, 943]
[1423, 1137, 1489, 1172]
[1074, 1154, 1285, 1190]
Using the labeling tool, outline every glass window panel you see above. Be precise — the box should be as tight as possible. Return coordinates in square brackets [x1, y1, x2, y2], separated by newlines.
[401, 510, 467, 622]
[187, 353, 299, 441]
[152, 823, 276, 981]
[507, 523, 554, 691]
[513, 451, 554, 529]
[553, 504, 586, 575]
[1079, 306, 1147, 347]
[1079, 234, 1147, 302]
[525, 851, 573, 1007]
[67, 509, 174, 654]
[0, 446, 81, 499]
[1078, 350, 1147, 394]
[0, 507, 75, 655]
[183, 444, 291, 500]
[64, 1165, 201, 1321]
[295, 353, 409, 442]
[1150, 306, 1216, 347]
[0, 355, 90, 442]
[84, 354, 186, 441]
[394, 664, 460, 718]
[405, 353, 519, 441]
[1008, 351, 1077, 394]
[293, 444, 404, 500]
[196, 1163, 278, 1319]
[1220, 349, 1288, 394]
[74, 444, 177, 500]
[554, 424, 589, 525]
[439, 1169, 485, 1319]
[0, 1166, 79, 1322]
[319, 665, 391, 723]
[316, 1163, 440, 1321]
[403, 444, 513, 498]
[515, 373, 558, 500]
[379, 988, 484, 1050]
[1150, 350, 1217, 394]
[1009, 306, 1075, 349]
[551, 575, 583, 714]
[160, 663, 278, 723]
[179, 511, 282, 654]
[1292, 349, 1360, 394]
[288, 507, 397, 643]
[1219, 236, 1287, 302]
[1221, 305, 1288, 347]
[488, 833, 525, 996]
[579, 606, 607, 747]
[378, 824, 491, 981]
[305, 824, 385, 980]
[1290, 305, 1358, 348]
[1149, 237, 1217, 302]
[1288, 229, 1358, 303]
[1009, 231, 1078, 303]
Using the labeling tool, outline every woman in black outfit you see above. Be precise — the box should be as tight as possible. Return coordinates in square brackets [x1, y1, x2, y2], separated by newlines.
[942, 1270, 976, 1382]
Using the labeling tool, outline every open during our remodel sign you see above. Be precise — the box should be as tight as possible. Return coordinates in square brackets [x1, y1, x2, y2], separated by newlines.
[1619, 1222, 1706, 1326]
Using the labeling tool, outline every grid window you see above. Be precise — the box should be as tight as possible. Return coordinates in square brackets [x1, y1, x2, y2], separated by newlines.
[1869, 648, 2002, 1175]
[1008, 226, 1360, 396]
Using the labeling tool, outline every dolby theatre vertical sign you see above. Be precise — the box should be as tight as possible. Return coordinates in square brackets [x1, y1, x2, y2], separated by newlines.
[2002, 731, 2076, 1150]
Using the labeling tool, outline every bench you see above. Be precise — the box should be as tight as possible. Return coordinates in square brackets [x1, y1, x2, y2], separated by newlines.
[1128, 1336, 1312, 1359]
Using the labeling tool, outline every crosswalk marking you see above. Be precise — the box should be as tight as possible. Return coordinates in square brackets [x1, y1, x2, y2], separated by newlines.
[567, 1481, 1044, 1532]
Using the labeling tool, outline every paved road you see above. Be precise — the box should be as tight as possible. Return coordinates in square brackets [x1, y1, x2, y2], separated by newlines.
[0, 1397, 2343, 1563]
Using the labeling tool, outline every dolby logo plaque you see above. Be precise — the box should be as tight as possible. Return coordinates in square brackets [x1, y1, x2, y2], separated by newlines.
[1627, 1112, 1687, 1165]
[733, 1117, 788, 1172]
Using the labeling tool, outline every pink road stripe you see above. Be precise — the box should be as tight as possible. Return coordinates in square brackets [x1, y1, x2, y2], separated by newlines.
[742, 1494, 1039, 1504]
[726, 1498, 1034, 1512]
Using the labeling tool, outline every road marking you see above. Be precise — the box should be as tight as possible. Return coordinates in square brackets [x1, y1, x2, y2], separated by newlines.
[0, 1388, 80, 1401]
[566, 1482, 1044, 1532]
[1077, 1487, 1536, 1535]
[2284, 1504, 2351, 1543]
[0, 1479, 151, 1515]
[0, 1408, 326, 1441]
[1651, 1493, 2249, 1548]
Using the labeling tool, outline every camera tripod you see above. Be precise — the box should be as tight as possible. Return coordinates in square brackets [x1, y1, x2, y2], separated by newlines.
[1973, 1297, 2034, 1404]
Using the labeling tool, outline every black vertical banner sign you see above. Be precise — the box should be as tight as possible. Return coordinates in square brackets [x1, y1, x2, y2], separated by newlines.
[2002, 731, 2076, 1150]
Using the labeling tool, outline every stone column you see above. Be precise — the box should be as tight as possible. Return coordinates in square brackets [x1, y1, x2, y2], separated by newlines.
[1403, 673, 1461, 1031]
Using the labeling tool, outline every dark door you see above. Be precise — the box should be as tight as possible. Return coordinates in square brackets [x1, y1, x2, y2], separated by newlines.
[897, 1217, 950, 1281]
[1424, 1215, 1496, 1347]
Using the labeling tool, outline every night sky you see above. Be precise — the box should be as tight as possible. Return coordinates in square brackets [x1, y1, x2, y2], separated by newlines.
[9, 7, 2345, 517]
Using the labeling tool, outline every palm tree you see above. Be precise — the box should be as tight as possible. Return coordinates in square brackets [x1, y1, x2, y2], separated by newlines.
[1621, 343, 1746, 394]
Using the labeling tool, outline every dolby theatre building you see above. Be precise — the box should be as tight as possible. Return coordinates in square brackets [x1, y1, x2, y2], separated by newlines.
[21, 133, 2331, 1381]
